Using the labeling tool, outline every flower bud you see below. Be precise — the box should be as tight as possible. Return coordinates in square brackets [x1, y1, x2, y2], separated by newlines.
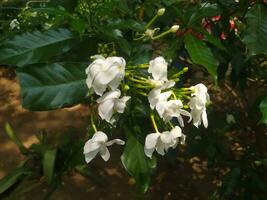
[157, 8, 165, 16]
[183, 67, 189, 72]
[170, 25, 179, 32]
[124, 85, 130, 91]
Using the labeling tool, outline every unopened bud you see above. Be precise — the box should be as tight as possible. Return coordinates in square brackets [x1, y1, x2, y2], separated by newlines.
[157, 8, 165, 16]
[183, 67, 189, 72]
[124, 85, 130, 91]
[170, 25, 179, 32]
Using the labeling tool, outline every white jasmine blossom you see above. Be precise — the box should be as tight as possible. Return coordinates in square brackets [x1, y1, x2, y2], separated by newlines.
[10, 19, 20, 30]
[156, 99, 191, 126]
[83, 131, 125, 163]
[148, 80, 175, 109]
[189, 83, 210, 128]
[148, 56, 168, 81]
[85, 56, 126, 95]
[96, 89, 130, 123]
[144, 126, 184, 158]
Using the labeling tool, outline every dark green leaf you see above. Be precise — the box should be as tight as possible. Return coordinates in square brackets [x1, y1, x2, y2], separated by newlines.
[189, 4, 221, 25]
[16, 62, 88, 111]
[43, 149, 57, 184]
[259, 96, 267, 124]
[121, 132, 156, 192]
[185, 34, 218, 80]
[0, 29, 78, 67]
[107, 19, 144, 32]
[0, 166, 28, 194]
[242, 4, 267, 56]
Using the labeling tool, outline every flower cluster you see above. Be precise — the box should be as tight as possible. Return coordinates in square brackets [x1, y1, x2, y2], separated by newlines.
[83, 55, 210, 163]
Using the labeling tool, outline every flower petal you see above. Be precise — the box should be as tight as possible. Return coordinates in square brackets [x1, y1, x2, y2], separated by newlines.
[96, 90, 121, 103]
[83, 139, 101, 154]
[144, 147, 155, 158]
[99, 146, 110, 161]
[148, 57, 168, 81]
[202, 109, 208, 128]
[98, 99, 115, 122]
[84, 149, 99, 163]
[114, 96, 131, 113]
[170, 126, 182, 138]
[155, 140, 165, 155]
[92, 81, 107, 96]
[108, 75, 123, 90]
[106, 139, 125, 146]
[91, 131, 108, 143]
[145, 133, 160, 149]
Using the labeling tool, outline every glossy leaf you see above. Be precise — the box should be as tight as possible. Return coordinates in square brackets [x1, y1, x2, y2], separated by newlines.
[242, 4, 267, 56]
[185, 34, 218, 80]
[43, 149, 57, 184]
[0, 28, 77, 67]
[259, 96, 267, 124]
[121, 132, 156, 192]
[16, 62, 88, 111]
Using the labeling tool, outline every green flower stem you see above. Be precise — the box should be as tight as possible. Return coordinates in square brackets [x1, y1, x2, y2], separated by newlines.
[168, 122, 174, 129]
[172, 91, 177, 100]
[133, 34, 146, 41]
[90, 114, 98, 133]
[137, 91, 148, 96]
[145, 15, 158, 30]
[171, 67, 189, 79]
[152, 30, 172, 40]
[132, 84, 153, 89]
[127, 64, 149, 69]
[150, 113, 159, 132]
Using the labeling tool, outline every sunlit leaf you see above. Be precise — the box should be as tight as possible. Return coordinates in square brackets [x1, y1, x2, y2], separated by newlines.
[185, 34, 218, 80]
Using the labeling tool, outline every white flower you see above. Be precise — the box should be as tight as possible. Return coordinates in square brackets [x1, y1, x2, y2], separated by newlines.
[148, 56, 168, 81]
[148, 80, 175, 109]
[10, 19, 20, 30]
[83, 131, 125, 163]
[156, 99, 191, 126]
[189, 83, 210, 128]
[85, 56, 126, 96]
[144, 126, 184, 158]
[96, 89, 130, 123]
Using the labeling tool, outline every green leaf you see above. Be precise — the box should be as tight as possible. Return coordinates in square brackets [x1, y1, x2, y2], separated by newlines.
[4, 123, 27, 153]
[16, 62, 88, 111]
[259, 96, 267, 124]
[106, 19, 144, 32]
[242, 4, 267, 56]
[0, 166, 28, 194]
[188, 3, 221, 25]
[0, 28, 78, 67]
[43, 149, 57, 184]
[185, 34, 218, 80]
[121, 132, 156, 192]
